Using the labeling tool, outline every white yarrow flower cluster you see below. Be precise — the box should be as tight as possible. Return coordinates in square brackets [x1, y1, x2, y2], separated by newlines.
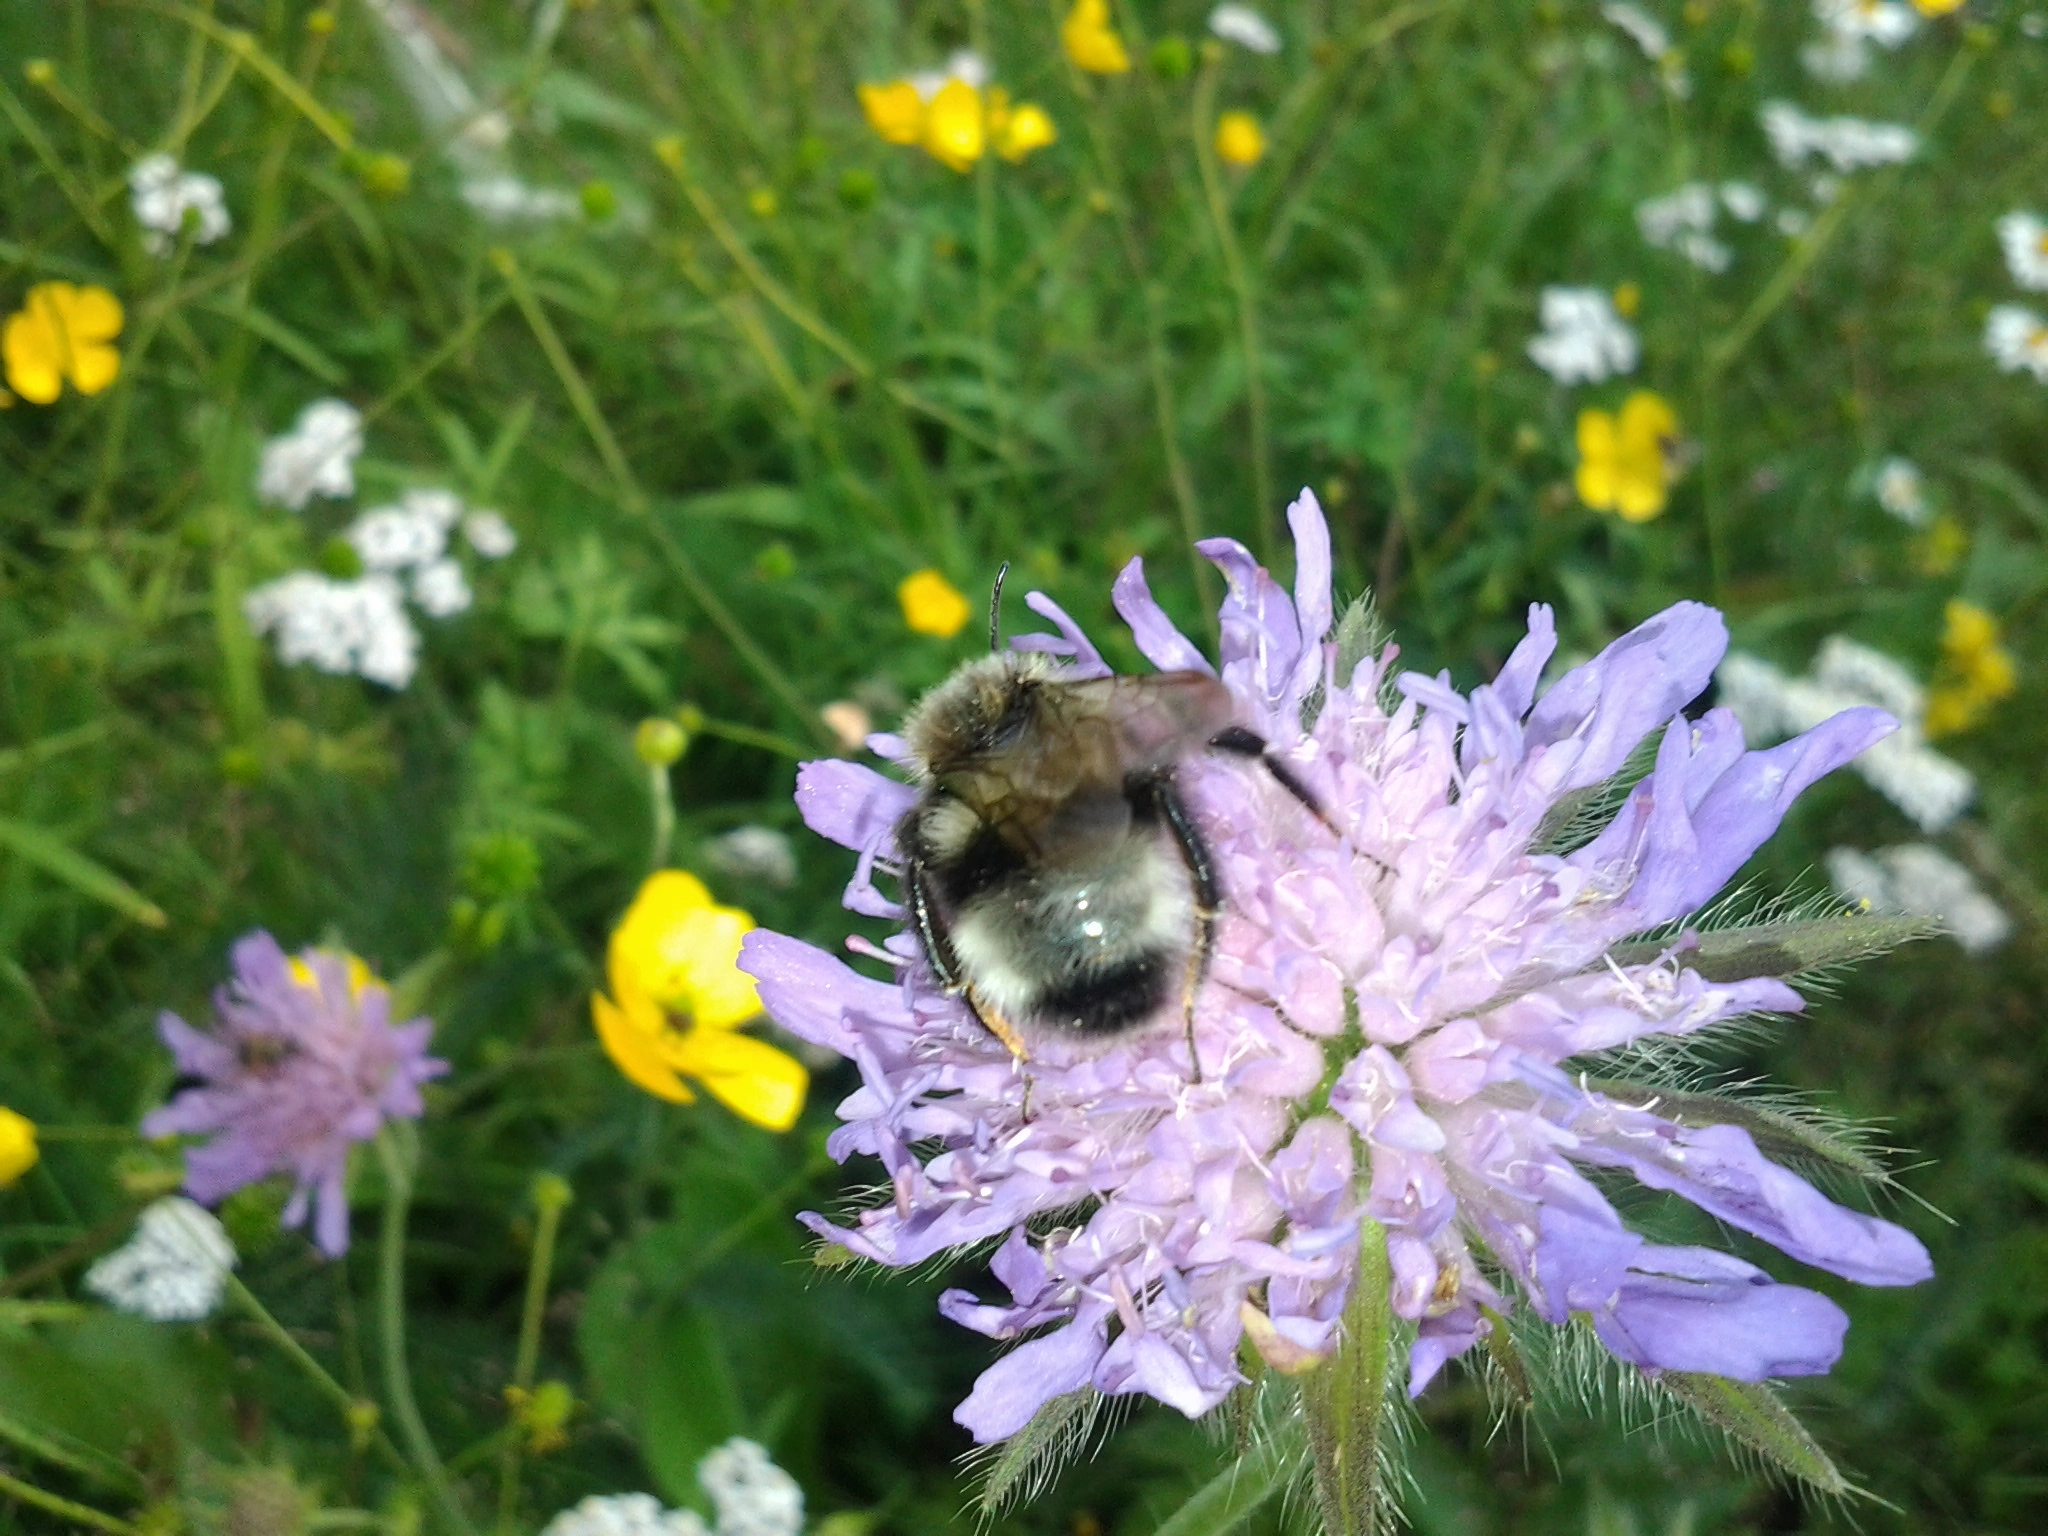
[128, 154, 231, 258]
[538, 1439, 801, 1536]
[1826, 844, 2011, 954]
[539, 1495, 708, 1536]
[1635, 183, 1731, 272]
[698, 1440, 803, 1536]
[1872, 457, 1931, 526]
[1526, 286, 1639, 383]
[460, 175, 582, 223]
[84, 1198, 236, 1322]
[1986, 305, 2048, 381]
[244, 572, 422, 690]
[258, 399, 365, 512]
[1760, 102, 1918, 172]
[1209, 4, 1282, 53]
[1718, 637, 1975, 833]
[1998, 212, 2048, 290]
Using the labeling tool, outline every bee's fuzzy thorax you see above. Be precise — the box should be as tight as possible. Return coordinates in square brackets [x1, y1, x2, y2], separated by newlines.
[898, 650, 1064, 781]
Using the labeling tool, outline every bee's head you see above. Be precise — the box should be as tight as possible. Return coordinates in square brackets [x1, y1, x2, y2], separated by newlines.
[901, 651, 1061, 780]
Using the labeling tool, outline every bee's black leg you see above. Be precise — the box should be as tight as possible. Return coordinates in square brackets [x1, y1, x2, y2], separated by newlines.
[907, 856, 1032, 1081]
[1208, 725, 1342, 839]
[1139, 770, 1220, 1084]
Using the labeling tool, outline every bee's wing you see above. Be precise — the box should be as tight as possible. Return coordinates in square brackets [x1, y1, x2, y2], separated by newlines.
[1049, 671, 1236, 770]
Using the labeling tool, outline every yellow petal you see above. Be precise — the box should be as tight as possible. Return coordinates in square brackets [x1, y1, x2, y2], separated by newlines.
[859, 80, 925, 145]
[1574, 409, 1619, 511]
[921, 78, 985, 173]
[69, 340, 121, 396]
[1617, 389, 1678, 444]
[1941, 598, 1999, 661]
[1062, 0, 1132, 72]
[666, 1026, 809, 1131]
[998, 103, 1057, 162]
[0, 1107, 39, 1188]
[608, 870, 762, 1029]
[60, 284, 124, 343]
[592, 990, 697, 1103]
[2, 311, 62, 404]
[1214, 112, 1265, 168]
[898, 568, 973, 637]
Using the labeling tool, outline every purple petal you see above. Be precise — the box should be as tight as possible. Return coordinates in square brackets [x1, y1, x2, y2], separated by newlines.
[794, 759, 914, 853]
[1015, 592, 1110, 678]
[953, 1314, 1108, 1442]
[1111, 558, 1214, 675]
[312, 1164, 350, 1257]
[739, 930, 897, 1056]
[1524, 602, 1728, 792]
[1286, 489, 1334, 656]
[1595, 1247, 1849, 1379]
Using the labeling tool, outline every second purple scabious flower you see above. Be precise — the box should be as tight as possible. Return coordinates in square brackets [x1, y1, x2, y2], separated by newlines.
[144, 932, 446, 1257]
[741, 493, 1931, 1496]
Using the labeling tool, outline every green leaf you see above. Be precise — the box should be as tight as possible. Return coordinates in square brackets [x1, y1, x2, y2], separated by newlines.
[1299, 1219, 1397, 1536]
[661, 485, 809, 529]
[1150, 1415, 1303, 1536]
[195, 296, 346, 382]
[974, 1388, 1104, 1516]
[0, 818, 166, 927]
[1606, 915, 1931, 983]
[1656, 1373, 1849, 1496]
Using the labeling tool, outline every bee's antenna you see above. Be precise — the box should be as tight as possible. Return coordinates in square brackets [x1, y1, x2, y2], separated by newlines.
[988, 561, 1010, 653]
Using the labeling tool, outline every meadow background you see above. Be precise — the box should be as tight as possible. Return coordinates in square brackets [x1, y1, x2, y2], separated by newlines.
[2, 0, 2046, 1532]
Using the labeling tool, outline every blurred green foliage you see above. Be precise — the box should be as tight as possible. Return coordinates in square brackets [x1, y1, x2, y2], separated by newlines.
[1, 1, 2044, 1533]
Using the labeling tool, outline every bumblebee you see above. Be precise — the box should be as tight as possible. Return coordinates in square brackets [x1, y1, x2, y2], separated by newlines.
[895, 639, 1330, 1070]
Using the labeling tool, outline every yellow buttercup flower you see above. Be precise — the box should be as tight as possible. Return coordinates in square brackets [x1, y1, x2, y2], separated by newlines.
[1910, 0, 1965, 15]
[1062, 0, 1132, 73]
[1924, 598, 2016, 738]
[989, 92, 1057, 162]
[591, 871, 806, 1130]
[3, 282, 123, 405]
[1214, 111, 1266, 168]
[0, 1107, 38, 1188]
[859, 80, 924, 145]
[899, 568, 973, 638]
[922, 78, 986, 173]
[1575, 391, 1681, 522]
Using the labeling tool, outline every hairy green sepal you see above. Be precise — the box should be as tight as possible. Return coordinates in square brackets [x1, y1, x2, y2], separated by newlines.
[1606, 914, 1931, 982]
[1656, 1372, 1849, 1496]
[1298, 1219, 1396, 1536]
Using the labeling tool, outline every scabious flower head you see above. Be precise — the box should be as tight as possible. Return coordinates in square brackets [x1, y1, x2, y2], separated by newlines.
[1575, 390, 1681, 520]
[1986, 304, 2048, 381]
[592, 871, 808, 1130]
[1526, 286, 1639, 384]
[0, 1107, 37, 1186]
[745, 493, 1931, 1443]
[128, 153, 232, 257]
[257, 399, 364, 511]
[84, 1197, 237, 1321]
[142, 934, 446, 1257]
[898, 569, 972, 637]
[3, 282, 122, 404]
[1214, 111, 1266, 167]
[1063, 0, 1133, 73]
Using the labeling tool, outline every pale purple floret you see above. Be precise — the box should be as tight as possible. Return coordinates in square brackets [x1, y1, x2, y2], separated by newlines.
[742, 491, 1932, 1443]
[143, 931, 446, 1256]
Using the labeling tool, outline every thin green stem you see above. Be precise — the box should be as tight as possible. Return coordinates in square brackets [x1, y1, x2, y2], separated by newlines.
[1191, 59, 1275, 563]
[0, 1406, 143, 1496]
[647, 763, 676, 874]
[495, 1177, 570, 1535]
[0, 1468, 134, 1536]
[224, 1274, 411, 1476]
[375, 1126, 478, 1536]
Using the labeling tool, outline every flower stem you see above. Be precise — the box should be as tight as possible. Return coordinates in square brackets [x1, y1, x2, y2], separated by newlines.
[494, 1175, 571, 1536]
[224, 1275, 410, 1477]
[1191, 55, 1275, 563]
[647, 761, 676, 874]
[1298, 1219, 1394, 1536]
[374, 1125, 478, 1536]
[0, 1468, 134, 1536]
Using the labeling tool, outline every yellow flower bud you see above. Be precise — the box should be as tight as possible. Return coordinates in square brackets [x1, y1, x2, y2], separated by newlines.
[635, 717, 689, 767]
[0, 1108, 39, 1188]
[1214, 111, 1266, 167]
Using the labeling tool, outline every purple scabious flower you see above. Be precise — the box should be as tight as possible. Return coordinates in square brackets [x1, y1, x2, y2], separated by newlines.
[741, 492, 1932, 1444]
[143, 932, 446, 1256]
